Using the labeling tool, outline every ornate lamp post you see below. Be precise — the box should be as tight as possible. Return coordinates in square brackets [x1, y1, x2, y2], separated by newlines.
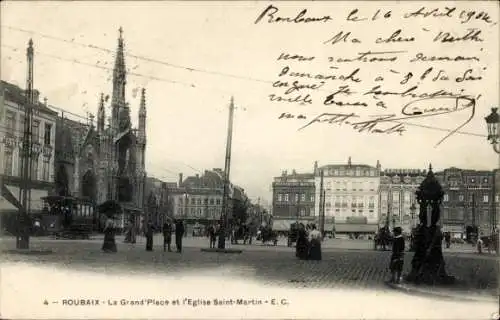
[409, 202, 417, 251]
[410, 203, 417, 227]
[484, 107, 500, 251]
[406, 164, 455, 285]
[485, 108, 500, 225]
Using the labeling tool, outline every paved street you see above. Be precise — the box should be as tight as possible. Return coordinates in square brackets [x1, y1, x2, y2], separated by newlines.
[1, 237, 497, 298]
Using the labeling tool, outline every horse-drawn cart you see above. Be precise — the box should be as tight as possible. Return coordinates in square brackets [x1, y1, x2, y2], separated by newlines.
[257, 225, 278, 246]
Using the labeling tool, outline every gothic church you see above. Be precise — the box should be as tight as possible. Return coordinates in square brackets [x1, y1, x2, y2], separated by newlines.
[55, 28, 147, 224]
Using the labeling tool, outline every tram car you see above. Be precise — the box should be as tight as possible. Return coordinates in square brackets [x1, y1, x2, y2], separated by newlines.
[40, 196, 96, 239]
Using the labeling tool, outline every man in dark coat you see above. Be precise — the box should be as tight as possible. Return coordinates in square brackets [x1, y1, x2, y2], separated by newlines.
[208, 224, 217, 248]
[175, 220, 185, 253]
[163, 220, 173, 252]
[389, 227, 405, 283]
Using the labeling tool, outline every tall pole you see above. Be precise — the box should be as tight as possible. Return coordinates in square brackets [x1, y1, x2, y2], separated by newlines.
[218, 97, 235, 249]
[318, 170, 324, 234]
[321, 189, 326, 236]
[471, 193, 476, 240]
[17, 39, 35, 249]
[296, 192, 300, 221]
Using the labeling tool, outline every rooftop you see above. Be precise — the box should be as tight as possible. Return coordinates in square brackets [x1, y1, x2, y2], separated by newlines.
[1, 80, 58, 116]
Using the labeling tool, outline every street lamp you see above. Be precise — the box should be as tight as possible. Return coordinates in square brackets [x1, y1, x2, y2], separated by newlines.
[409, 202, 417, 251]
[410, 203, 417, 227]
[485, 107, 500, 234]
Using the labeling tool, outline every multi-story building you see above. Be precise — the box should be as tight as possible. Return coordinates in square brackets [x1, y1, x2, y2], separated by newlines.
[168, 169, 247, 231]
[0, 80, 57, 232]
[144, 177, 176, 227]
[379, 168, 426, 234]
[314, 158, 380, 235]
[54, 28, 147, 230]
[436, 168, 495, 238]
[271, 170, 315, 231]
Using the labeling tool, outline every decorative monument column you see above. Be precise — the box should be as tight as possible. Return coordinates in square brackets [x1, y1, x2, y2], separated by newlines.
[406, 165, 455, 285]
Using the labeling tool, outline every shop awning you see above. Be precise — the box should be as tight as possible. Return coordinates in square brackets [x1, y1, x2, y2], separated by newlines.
[1, 182, 22, 211]
[442, 225, 464, 233]
[334, 223, 378, 233]
[272, 220, 293, 231]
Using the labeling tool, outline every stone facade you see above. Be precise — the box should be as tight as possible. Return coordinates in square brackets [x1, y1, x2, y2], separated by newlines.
[436, 168, 495, 237]
[0, 81, 57, 215]
[379, 168, 426, 233]
[315, 158, 380, 234]
[271, 170, 315, 231]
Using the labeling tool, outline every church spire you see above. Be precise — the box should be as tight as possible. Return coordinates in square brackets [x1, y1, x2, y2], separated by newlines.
[138, 88, 147, 143]
[97, 93, 105, 133]
[111, 27, 127, 131]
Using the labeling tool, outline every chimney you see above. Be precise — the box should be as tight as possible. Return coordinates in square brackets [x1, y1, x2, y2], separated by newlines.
[348, 156, 352, 166]
[178, 173, 183, 186]
[376, 160, 381, 170]
[314, 161, 318, 174]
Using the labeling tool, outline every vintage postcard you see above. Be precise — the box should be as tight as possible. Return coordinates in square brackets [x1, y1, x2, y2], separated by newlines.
[0, 0, 499, 319]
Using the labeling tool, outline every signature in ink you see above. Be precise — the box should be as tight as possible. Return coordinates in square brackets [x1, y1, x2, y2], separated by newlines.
[399, 96, 476, 146]
[296, 96, 476, 145]
[298, 112, 406, 135]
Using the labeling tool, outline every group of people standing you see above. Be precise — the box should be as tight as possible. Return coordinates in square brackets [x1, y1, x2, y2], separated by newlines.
[295, 223, 322, 260]
[101, 217, 185, 253]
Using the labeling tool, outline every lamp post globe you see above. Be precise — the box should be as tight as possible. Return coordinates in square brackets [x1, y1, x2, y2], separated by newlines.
[485, 107, 500, 146]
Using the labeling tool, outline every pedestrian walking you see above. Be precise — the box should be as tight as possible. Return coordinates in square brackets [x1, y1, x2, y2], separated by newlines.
[295, 223, 309, 260]
[175, 219, 185, 253]
[163, 220, 173, 252]
[477, 236, 483, 254]
[208, 224, 217, 248]
[444, 232, 451, 248]
[308, 224, 322, 261]
[102, 217, 117, 253]
[389, 227, 405, 284]
[145, 221, 154, 251]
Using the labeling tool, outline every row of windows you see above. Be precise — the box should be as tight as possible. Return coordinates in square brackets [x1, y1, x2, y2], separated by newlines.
[2, 150, 51, 181]
[176, 207, 221, 217]
[324, 181, 377, 191]
[276, 193, 314, 202]
[325, 208, 376, 217]
[5, 110, 53, 145]
[443, 194, 490, 203]
[324, 168, 377, 177]
[380, 191, 414, 202]
[177, 197, 221, 205]
[441, 208, 491, 221]
[328, 195, 376, 203]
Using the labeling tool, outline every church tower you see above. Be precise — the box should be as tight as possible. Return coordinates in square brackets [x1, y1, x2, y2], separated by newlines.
[111, 27, 127, 134]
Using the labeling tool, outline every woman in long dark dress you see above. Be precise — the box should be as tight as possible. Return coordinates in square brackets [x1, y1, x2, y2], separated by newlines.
[308, 224, 322, 261]
[295, 224, 309, 260]
[146, 221, 154, 251]
[102, 218, 117, 253]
